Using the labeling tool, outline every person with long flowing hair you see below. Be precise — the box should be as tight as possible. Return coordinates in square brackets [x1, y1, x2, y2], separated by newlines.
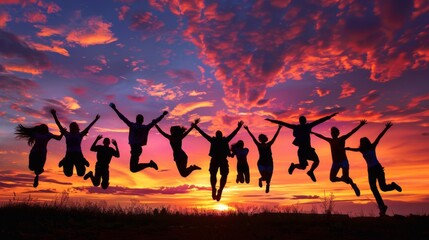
[15, 123, 63, 187]
[230, 140, 250, 184]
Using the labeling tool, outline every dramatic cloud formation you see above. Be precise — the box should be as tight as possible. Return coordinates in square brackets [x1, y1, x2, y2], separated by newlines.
[66, 16, 118, 47]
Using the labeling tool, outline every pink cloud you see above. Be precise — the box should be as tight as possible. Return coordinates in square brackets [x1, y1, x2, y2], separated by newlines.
[84, 65, 103, 73]
[118, 5, 130, 21]
[339, 81, 356, 99]
[24, 11, 47, 23]
[129, 11, 165, 32]
[166, 69, 198, 83]
[70, 87, 87, 96]
[35, 25, 64, 37]
[314, 87, 330, 97]
[407, 94, 429, 108]
[170, 101, 214, 116]
[29, 41, 70, 56]
[66, 16, 117, 47]
[127, 95, 146, 102]
[0, 11, 11, 28]
[360, 90, 380, 106]
[37, 1, 61, 14]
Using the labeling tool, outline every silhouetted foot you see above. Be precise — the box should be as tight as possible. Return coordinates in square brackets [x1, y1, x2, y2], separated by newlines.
[379, 205, 388, 217]
[236, 175, 239, 183]
[288, 163, 295, 175]
[259, 178, 263, 188]
[216, 189, 222, 201]
[33, 175, 39, 188]
[83, 160, 90, 167]
[58, 160, 64, 167]
[193, 165, 201, 170]
[149, 160, 158, 170]
[351, 183, 360, 196]
[265, 184, 270, 193]
[392, 182, 402, 192]
[212, 188, 217, 200]
[84, 171, 93, 180]
[307, 171, 316, 182]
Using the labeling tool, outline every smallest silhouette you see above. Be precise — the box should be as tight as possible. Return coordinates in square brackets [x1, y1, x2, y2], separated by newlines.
[244, 125, 282, 193]
[84, 135, 120, 189]
[230, 140, 250, 184]
[15, 123, 63, 187]
[346, 122, 402, 216]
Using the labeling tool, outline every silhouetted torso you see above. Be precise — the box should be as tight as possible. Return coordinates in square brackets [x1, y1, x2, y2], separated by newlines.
[209, 137, 230, 159]
[326, 137, 348, 163]
[257, 144, 273, 165]
[31, 132, 55, 152]
[127, 122, 153, 146]
[292, 125, 312, 148]
[65, 132, 85, 152]
[93, 146, 116, 169]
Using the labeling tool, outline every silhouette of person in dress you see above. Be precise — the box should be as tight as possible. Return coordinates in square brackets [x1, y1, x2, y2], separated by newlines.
[84, 135, 119, 189]
[155, 119, 201, 177]
[109, 103, 167, 173]
[15, 123, 63, 187]
[51, 109, 99, 177]
[266, 113, 337, 182]
[311, 120, 367, 196]
[230, 140, 250, 184]
[192, 120, 243, 201]
[346, 122, 402, 216]
[244, 125, 282, 193]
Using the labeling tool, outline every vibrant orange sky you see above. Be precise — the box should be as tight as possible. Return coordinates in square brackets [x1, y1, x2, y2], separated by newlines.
[1, 0, 429, 216]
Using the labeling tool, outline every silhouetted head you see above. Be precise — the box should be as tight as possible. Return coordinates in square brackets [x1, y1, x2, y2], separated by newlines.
[258, 134, 268, 143]
[70, 122, 80, 133]
[359, 137, 371, 150]
[170, 126, 186, 137]
[331, 127, 340, 138]
[233, 140, 244, 149]
[215, 130, 223, 139]
[299, 116, 307, 125]
[136, 114, 144, 124]
[103, 138, 110, 146]
[37, 124, 49, 134]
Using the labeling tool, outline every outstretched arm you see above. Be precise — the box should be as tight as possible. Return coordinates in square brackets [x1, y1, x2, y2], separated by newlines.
[244, 125, 259, 145]
[311, 131, 330, 142]
[310, 112, 338, 127]
[82, 114, 100, 135]
[182, 118, 200, 139]
[50, 109, 66, 133]
[52, 132, 63, 141]
[112, 139, 120, 158]
[109, 103, 132, 126]
[226, 120, 244, 142]
[265, 118, 295, 129]
[268, 125, 282, 145]
[345, 147, 360, 152]
[90, 135, 103, 152]
[343, 120, 367, 139]
[192, 121, 212, 141]
[148, 111, 168, 128]
[155, 124, 170, 139]
[373, 121, 393, 148]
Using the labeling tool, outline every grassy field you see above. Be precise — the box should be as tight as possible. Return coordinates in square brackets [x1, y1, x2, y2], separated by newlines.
[1, 202, 428, 240]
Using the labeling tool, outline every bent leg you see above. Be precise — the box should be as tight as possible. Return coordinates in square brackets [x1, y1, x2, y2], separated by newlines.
[377, 168, 396, 192]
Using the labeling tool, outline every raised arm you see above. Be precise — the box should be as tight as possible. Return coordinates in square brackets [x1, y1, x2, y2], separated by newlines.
[182, 118, 199, 139]
[244, 125, 259, 145]
[311, 131, 330, 142]
[192, 122, 212, 141]
[52, 132, 63, 141]
[345, 147, 360, 152]
[82, 114, 100, 135]
[155, 124, 171, 139]
[112, 139, 120, 158]
[309, 112, 338, 127]
[343, 120, 367, 139]
[50, 109, 66, 132]
[90, 135, 103, 152]
[226, 120, 244, 142]
[268, 125, 282, 145]
[265, 118, 295, 129]
[148, 111, 168, 128]
[109, 103, 132, 126]
[373, 121, 392, 148]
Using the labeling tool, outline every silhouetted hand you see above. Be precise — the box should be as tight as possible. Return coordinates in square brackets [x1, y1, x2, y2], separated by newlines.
[50, 109, 56, 115]
[95, 114, 100, 120]
[244, 125, 249, 130]
[265, 118, 273, 122]
[163, 111, 168, 116]
[194, 118, 200, 125]
[96, 135, 103, 140]
[386, 121, 393, 128]
[360, 120, 367, 125]
[109, 102, 116, 109]
[238, 120, 244, 127]
[112, 139, 117, 146]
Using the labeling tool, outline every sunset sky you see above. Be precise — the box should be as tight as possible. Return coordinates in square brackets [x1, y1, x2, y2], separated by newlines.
[1, 0, 429, 216]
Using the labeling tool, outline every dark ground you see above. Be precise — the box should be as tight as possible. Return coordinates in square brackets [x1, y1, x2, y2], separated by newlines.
[1, 204, 428, 240]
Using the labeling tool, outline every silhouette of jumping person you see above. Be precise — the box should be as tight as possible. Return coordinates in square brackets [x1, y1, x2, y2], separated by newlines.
[51, 109, 99, 177]
[192, 120, 244, 201]
[311, 120, 367, 196]
[244, 125, 282, 193]
[109, 103, 167, 173]
[230, 140, 250, 184]
[266, 113, 337, 182]
[84, 135, 119, 189]
[345, 122, 402, 216]
[155, 119, 201, 177]
[15, 123, 63, 187]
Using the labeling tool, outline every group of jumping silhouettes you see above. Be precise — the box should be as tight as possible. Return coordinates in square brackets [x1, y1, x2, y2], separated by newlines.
[15, 103, 402, 216]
